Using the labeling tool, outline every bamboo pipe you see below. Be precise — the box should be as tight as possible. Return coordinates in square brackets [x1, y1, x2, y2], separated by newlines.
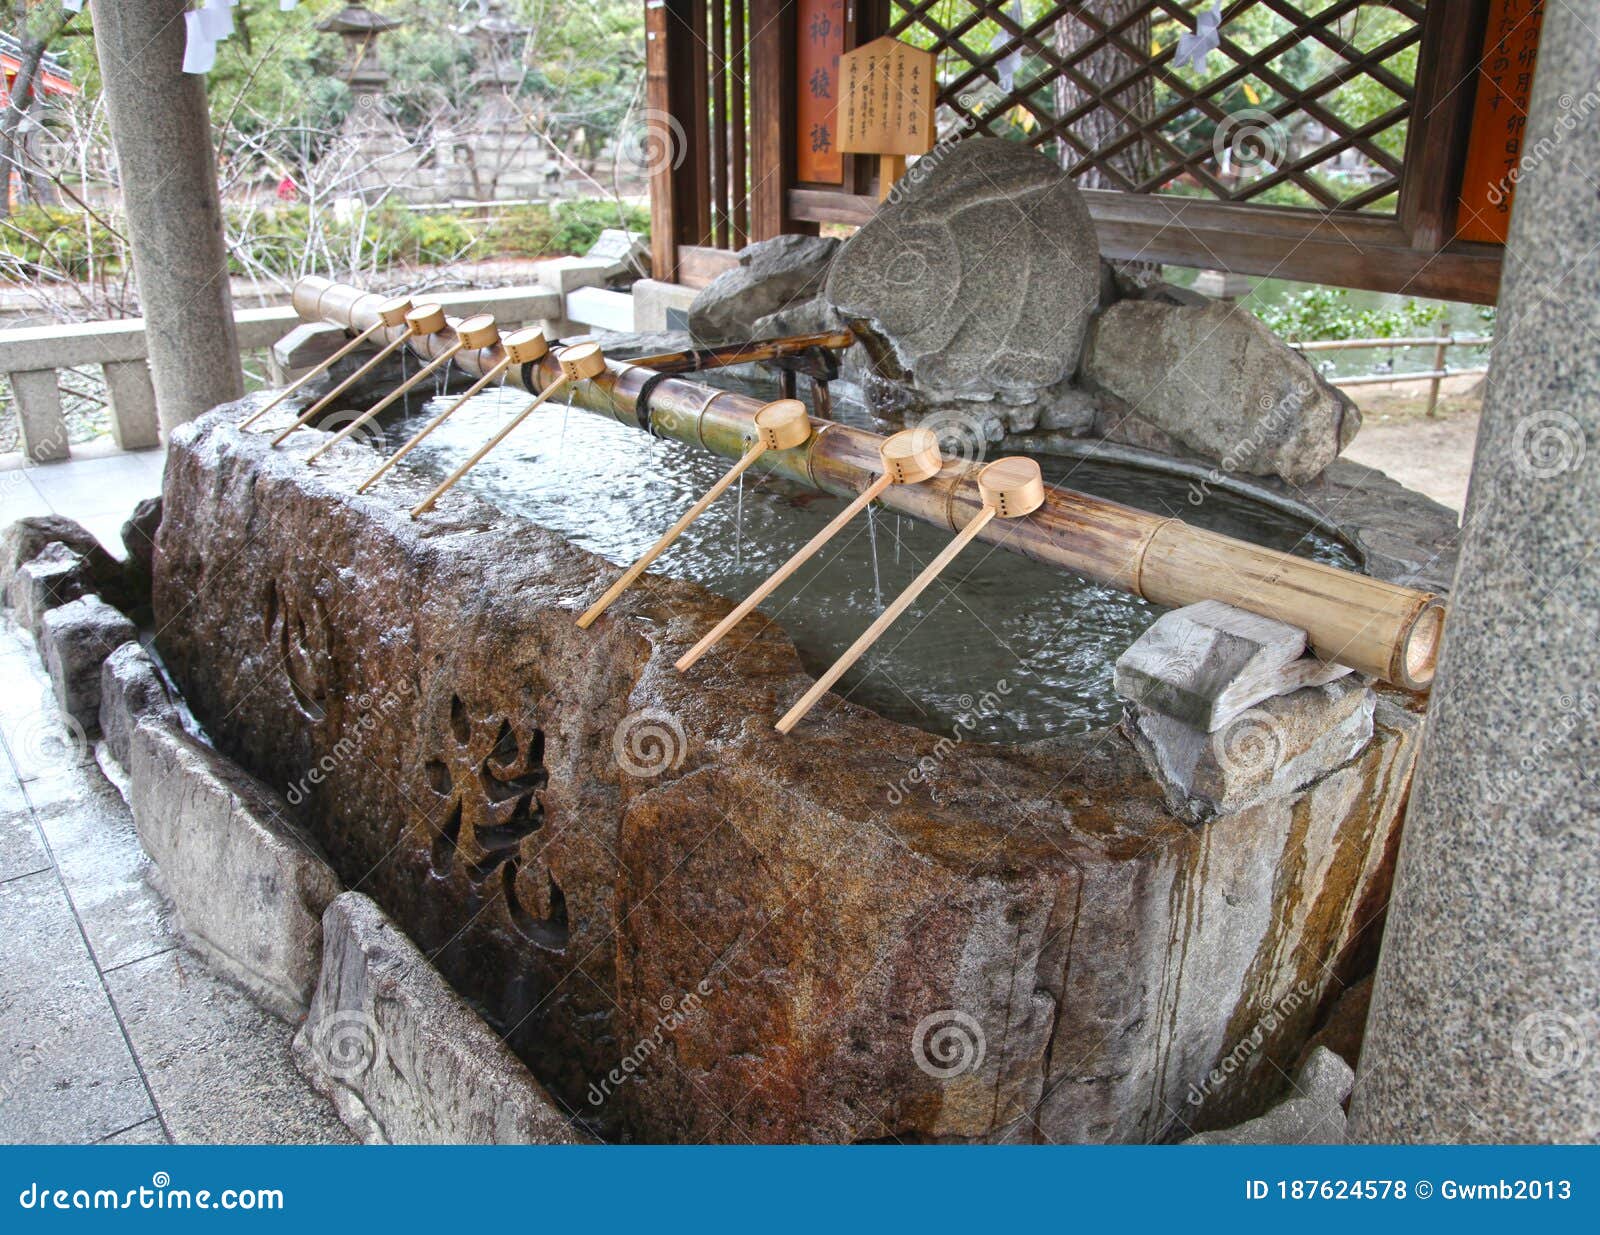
[626, 330, 855, 373]
[676, 427, 944, 672]
[776, 457, 1047, 734]
[410, 341, 608, 518]
[577, 399, 814, 630]
[258, 297, 420, 439]
[238, 294, 412, 429]
[285, 277, 1446, 690]
[304, 312, 499, 462]
[359, 328, 550, 494]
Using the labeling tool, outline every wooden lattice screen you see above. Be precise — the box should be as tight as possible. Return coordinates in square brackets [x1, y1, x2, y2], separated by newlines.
[885, 0, 1421, 214]
[653, 0, 1504, 302]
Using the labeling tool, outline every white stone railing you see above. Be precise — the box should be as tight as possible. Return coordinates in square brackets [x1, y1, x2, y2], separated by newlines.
[0, 257, 651, 463]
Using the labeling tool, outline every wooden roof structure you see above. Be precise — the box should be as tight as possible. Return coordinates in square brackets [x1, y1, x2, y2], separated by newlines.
[646, 0, 1540, 303]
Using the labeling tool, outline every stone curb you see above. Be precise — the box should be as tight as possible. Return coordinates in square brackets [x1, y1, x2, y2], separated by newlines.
[292, 891, 590, 1145]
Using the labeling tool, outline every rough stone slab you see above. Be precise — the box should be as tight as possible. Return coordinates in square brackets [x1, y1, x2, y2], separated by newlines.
[0, 870, 156, 1143]
[127, 719, 341, 1019]
[120, 496, 162, 611]
[1184, 1047, 1354, 1144]
[153, 410, 1425, 1143]
[7, 542, 91, 637]
[1, 514, 125, 607]
[1115, 600, 1352, 732]
[690, 234, 839, 343]
[102, 359, 162, 451]
[41, 595, 138, 734]
[0, 784, 48, 883]
[8, 368, 69, 462]
[1083, 300, 1360, 485]
[292, 892, 586, 1145]
[98, 640, 179, 775]
[1124, 678, 1376, 823]
[826, 138, 1099, 407]
[106, 947, 351, 1145]
[584, 228, 649, 279]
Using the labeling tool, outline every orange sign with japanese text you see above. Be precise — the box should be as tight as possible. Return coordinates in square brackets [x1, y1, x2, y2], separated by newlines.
[1455, 0, 1544, 244]
[796, 0, 844, 184]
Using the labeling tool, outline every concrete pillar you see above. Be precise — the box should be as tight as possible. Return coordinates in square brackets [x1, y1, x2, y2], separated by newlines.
[93, 0, 242, 431]
[1349, 10, 1600, 1142]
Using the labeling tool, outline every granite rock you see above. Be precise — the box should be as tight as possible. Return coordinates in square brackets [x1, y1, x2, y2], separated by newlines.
[120, 496, 163, 608]
[1123, 678, 1378, 823]
[40, 595, 138, 733]
[127, 718, 341, 1019]
[7, 541, 93, 637]
[826, 138, 1100, 411]
[1082, 300, 1361, 484]
[688, 235, 839, 344]
[1183, 1047, 1354, 1144]
[98, 640, 180, 774]
[293, 891, 586, 1144]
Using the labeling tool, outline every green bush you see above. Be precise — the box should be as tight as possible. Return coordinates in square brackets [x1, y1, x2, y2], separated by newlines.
[1255, 286, 1450, 342]
[0, 206, 123, 278]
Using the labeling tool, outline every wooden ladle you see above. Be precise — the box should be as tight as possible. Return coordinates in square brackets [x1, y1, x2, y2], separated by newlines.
[301, 311, 498, 462]
[410, 340, 608, 518]
[239, 294, 413, 430]
[359, 328, 549, 495]
[577, 398, 813, 630]
[775, 455, 1046, 735]
[675, 426, 944, 672]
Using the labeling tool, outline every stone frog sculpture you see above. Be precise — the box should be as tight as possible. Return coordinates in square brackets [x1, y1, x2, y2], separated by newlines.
[825, 136, 1102, 405]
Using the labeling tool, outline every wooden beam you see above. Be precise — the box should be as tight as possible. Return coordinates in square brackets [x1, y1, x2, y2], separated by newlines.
[749, 0, 813, 241]
[646, 0, 711, 282]
[1399, 0, 1492, 251]
[787, 186, 1503, 303]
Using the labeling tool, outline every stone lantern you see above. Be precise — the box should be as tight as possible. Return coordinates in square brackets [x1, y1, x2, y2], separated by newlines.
[318, 3, 404, 103]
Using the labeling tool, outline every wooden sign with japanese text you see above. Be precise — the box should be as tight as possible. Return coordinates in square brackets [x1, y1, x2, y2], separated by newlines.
[1455, 0, 1544, 245]
[795, 0, 844, 185]
[838, 37, 937, 158]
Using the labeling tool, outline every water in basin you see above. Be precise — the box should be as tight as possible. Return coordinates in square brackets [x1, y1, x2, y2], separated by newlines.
[383, 386, 1356, 743]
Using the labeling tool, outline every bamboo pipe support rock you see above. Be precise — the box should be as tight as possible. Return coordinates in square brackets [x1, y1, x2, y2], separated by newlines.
[305, 311, 495, 463]
[577, 399, 813, 630]
[776, 456, 1047, 734]
[359, 328, 549, 494]
[286, 277, 1445, 689]
[409, 341, 608, 518]
[676, 427, 943, 671]
[239, 295, 413, 430]
[271, 301, 445, 447]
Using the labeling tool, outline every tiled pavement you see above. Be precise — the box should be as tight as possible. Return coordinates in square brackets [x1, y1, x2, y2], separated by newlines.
[0, 446, 350, 1145]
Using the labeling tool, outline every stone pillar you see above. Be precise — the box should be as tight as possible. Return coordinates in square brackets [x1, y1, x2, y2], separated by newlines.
[1349, 11, 1600, 1143]
[92, 0, 242, 431]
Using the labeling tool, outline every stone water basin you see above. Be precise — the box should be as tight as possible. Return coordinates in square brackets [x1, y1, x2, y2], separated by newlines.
[153, 401, 1417, 1146]
[378, 385, 1357, 742]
